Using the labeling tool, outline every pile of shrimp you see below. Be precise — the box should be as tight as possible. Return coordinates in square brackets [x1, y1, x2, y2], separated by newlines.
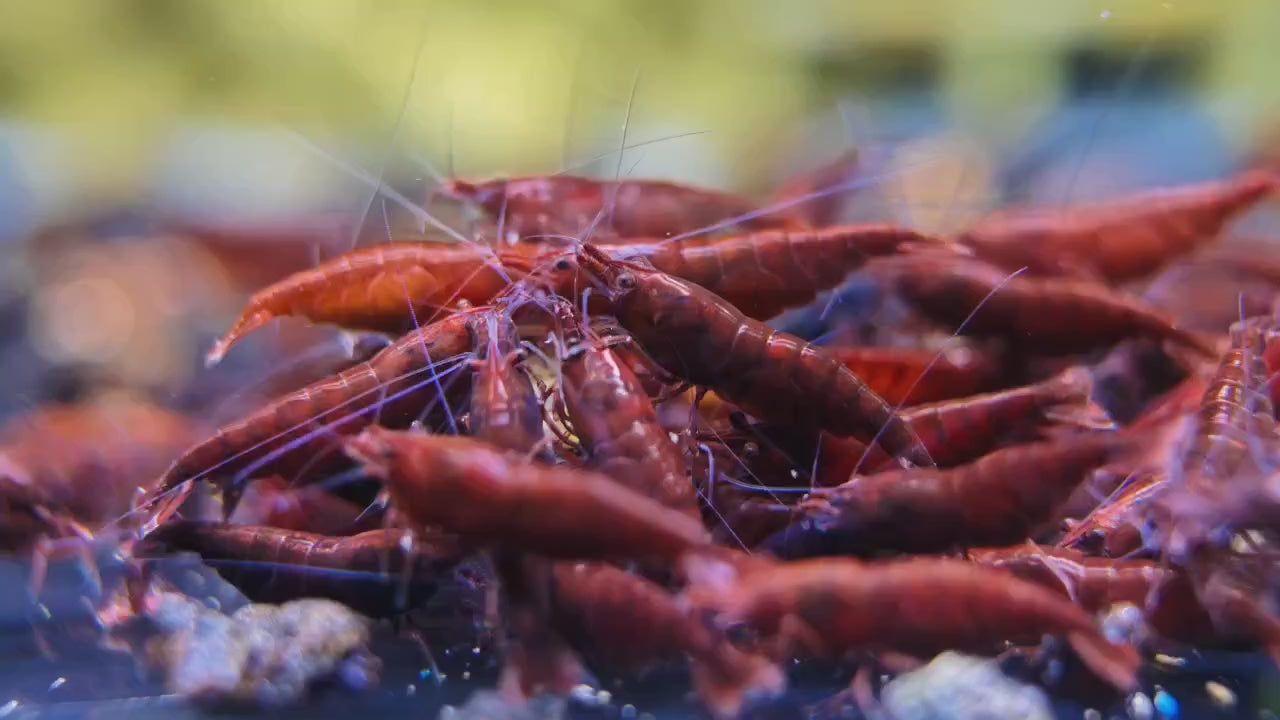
[9, 150, 1280, 718]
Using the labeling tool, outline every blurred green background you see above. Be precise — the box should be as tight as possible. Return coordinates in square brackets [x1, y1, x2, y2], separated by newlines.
[2, 0, 1278, 208]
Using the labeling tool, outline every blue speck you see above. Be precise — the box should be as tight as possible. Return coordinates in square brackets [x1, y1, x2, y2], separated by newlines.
[1154, 690, 1179, 718]
[419, 669, 433, 679]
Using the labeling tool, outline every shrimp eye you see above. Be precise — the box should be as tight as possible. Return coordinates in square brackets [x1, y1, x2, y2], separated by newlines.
[553, 257, 572, 272]
[615, 272, 637, 290]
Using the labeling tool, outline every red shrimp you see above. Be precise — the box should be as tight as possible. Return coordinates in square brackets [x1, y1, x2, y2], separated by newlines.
[0, 399, 199, 530]
[572, 244, 935, 469]
[147, 309, 482, 519]
[736, 366, 1112, 489]
[1128, 374, 1209, 432]
[227, 476, 385, 536]
[826, 344, 1001, 407]
[1179, 319, 1275, 481]
[1058, 470, 1167, 559]
[135, 521, 469, 620]
[557, 304, 701, 520]
[685, 556, 1140, 692]
[207, 243, 535, 364]
[437, 175, 806, 243]
[1135, 258, 1279, 334]
[763, 431, 1138, 559]
[343, 429, 711, 565]
[957, 169, 1277, 283]
[968, 545, 1224, 650]
[603, 224, 955, 321]
[548, 562, 785, 719]
[468, 309, 547, 457]
[767, 149, 861, 228]
[880, 253, 1220, 356]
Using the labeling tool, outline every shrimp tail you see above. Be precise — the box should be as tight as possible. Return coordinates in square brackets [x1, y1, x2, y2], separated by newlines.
[689, 650, 788, 720]
[1065, 630, 1142, 693]
[1037, 367, 1118, 433]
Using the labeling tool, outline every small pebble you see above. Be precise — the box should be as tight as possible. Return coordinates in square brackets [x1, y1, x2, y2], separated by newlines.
[621, 704, 636, 719]
[1084, 710, 1102, 720]
[1204, 681, 1235, 708]
[1128, 692, 1154, 720]
[0, 700, 18, 717]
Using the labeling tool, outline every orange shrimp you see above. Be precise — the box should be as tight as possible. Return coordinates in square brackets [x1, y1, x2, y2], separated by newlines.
[685, 556, 1140, 693]
[764, 431, 1138, 558]
[136, 521, 468, 620]
[958, 169, 1277, 283]
[573, 244, 935, 469]
[557, 304, 701, 520]
[881, 254, 1219, 356]
[437, 175, 806, 243]
[207, 243, 534, 364]
[148, 309, 482, 519]
[343, 429, 711, 565]
[605, 224, 954, 321]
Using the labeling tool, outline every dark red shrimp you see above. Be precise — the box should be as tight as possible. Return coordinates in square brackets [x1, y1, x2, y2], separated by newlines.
[957, 169, 1277, 283]
[227, 476, 385, 536]
[343, 429, 711, 565]
[763, 431, 1138, 559]
[879, 253, 1219, 356]
[685, 556, 1140, 692]
[603, 224, 955, 321]
[437, 175, 806, 243]
[207, 243, 536, 364]
[548, 562, 785, 719]
[968, 545, 1223, 650]
[147, 309, 483, 519]
[135, 521, 469, 620]
[573, 244, 935, 469]
[556, 304, 701, 520]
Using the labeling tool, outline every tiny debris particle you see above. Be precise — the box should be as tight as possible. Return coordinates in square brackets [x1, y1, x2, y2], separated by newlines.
[1204, 681, 1235, 708]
